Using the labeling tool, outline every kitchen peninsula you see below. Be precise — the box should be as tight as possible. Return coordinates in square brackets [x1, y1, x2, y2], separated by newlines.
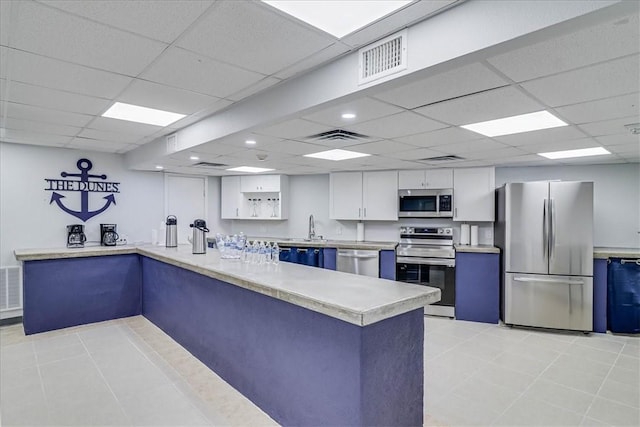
[14, 245, 440, 426]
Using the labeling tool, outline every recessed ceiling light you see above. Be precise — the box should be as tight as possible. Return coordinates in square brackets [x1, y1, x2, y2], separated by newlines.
[262, 0, 411, 38]
[342, 113, 356, 119]
[461, 111, 568, 137]
[155, 165, 164, 170]
[245, 140, 257, 145]
[538, 147, 611, 160]
[102, 102, 186, 127]
[304, 149, 371, 161]
[227, 166, 275, 173]
[189, 156, 200, 160]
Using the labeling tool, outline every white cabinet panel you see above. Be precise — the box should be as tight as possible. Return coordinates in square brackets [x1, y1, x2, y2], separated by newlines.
[221, 176, 242, 219]
[330, 171, 398, 221]
[453, 167, 495, 222]
[398, 169, 452, 189]
[330, 172, 363, 220]
[240, 174, 281, 192]
[363, 171, 398, 220]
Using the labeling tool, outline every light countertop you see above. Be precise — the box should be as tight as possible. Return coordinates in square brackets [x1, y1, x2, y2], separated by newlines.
[208, 237, 398, 251]
[14, 245, 440, 327]
[593, 247, 640, 259]
[454, 245, 500, 254]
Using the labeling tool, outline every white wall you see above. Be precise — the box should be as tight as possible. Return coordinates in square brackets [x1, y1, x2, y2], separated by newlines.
[218, 163, 638, 248]
[496, 164, 640, 248]
[0, 142, 165, 267]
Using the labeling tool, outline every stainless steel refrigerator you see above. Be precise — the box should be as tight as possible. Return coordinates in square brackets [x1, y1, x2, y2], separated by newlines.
[495, 181, 593, 332]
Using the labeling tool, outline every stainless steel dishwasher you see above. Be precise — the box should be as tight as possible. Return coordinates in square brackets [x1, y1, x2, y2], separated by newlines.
[336, 249, 379, 278]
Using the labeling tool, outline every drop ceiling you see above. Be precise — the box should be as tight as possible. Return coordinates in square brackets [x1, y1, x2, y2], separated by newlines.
[0, 0, 638, 176]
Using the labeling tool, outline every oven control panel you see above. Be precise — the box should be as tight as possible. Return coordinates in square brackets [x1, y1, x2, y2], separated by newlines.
[399, 227, 452, 236]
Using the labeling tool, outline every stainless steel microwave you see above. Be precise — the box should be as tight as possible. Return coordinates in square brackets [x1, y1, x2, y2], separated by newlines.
[398, 189, 453, 218]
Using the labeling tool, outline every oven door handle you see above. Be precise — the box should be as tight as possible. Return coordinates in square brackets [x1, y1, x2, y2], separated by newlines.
[396, 256, 455, 267]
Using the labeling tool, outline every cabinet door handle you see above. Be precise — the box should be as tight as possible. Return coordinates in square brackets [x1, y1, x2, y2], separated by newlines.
[236, 208, 238, 217]
[454, 208, 457, 218]
[359, 208, 361, 218]
[364, 207, 367, 217]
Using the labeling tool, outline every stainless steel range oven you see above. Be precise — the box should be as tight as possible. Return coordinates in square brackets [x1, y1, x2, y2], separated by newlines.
[396, 227, 456, 317]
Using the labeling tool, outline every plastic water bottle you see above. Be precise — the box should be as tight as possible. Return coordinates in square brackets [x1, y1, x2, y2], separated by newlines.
[272, 242, 280, 265]
[258, 241, 267, 264]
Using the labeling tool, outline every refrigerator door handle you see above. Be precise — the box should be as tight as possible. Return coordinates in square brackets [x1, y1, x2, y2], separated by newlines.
[550, 198, 556, 260]
[513, 276, 585, 285]
[543, 199, 549, 259]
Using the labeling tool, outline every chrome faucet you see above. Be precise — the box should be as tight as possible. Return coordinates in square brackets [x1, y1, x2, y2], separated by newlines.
[308, 214, 316, 240]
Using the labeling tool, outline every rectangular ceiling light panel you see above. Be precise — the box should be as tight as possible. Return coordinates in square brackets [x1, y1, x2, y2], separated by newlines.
[227, 166, 275, 173]
[538, 147, 611, 159]
[461, 111, 568, 137]
[102, 102, 186, 127]
[304, 149, 371, 161]
[262, 1, 411, 38]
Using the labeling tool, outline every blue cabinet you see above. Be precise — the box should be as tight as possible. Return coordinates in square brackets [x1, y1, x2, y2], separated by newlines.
[455, 252, 500, 324]
[380, 250, 396, 280]
[279, 247, 324, 268]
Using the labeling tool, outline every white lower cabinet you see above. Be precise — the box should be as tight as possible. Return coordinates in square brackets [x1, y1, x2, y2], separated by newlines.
[330, 171, 398, 221]
[453, 167, 495, 222]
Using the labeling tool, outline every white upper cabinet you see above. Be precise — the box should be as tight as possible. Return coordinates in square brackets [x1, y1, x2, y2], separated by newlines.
[453, 167, 495, 222]
[398, 169, 453, 189]
[221, 175, 289, 219]
[240, 174, 282, 192]
[330, 171, 398, 221]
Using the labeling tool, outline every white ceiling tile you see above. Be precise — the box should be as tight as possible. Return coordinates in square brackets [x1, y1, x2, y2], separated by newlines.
[520, 54, 640, 107]
[0, 0, 12, 46]
[256, 119, 331, 140]
[3, 47, 132, 98]
[386, 147, 447, 161]
[259, 140, 329, 155]
[190, 143, 246, 156]
[66, 137, 134, 153]
[516, 138, 602, 154]
[459, 147, 530, 161]
[303, 97, 404, 127]
[604, 142, 640, 155]
[226, 76, 283, 102]
[214, 133, 283, 148]
[8, 1, 167, 75]
[77, 128, 142, 144]
[118, 79, 221, 115]
[176, 0, 334, 75]
[487, 13, 640, 82]
[41, 0, 213, 43]
[430, 139, 511, 155]
[578, 116, 640, 137]
[2, 80, 111, 115]
[1, 117, 80, 137]
[414, 86, 544, 125]
[141, 47, 265, 99]
[595, 133, 640, 146]
[494, 125, 587, 147]
[556, 156, 625, 166]
[556, 93, 640, 124]
[0, 101, 93, 127]
[350, 111, 447, 139]
[166, 99, 235, 129]
[346, 140, 416, 155]
[374, 62, 508, 109]
[2, 128, 71, 145]
[274, 42, 351, 80]
[86, 117, 162, 136]
[228, 149, 295, 162]
[395, 126, 483, 148]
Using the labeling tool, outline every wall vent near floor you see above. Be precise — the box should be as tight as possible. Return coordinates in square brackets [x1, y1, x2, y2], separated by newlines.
[0, 266, 22, 311]
[359, 30, 407, 85]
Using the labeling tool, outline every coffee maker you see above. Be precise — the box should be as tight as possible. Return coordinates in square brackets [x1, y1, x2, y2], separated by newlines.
[100, 224, 119, 246]
[67, 224, 86, 248]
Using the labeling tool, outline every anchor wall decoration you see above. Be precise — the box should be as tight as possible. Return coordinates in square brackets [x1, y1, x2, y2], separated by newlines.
[44, 159, 121, 222]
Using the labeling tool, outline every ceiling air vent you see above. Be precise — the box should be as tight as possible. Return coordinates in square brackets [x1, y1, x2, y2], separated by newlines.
[419, 155, 465, 162]
[193, 162, 228, 168]
[306, 129, 370, 142]
[358, 29, 407, 85]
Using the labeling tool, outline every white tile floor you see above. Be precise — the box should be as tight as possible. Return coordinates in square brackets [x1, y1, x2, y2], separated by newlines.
[1, 315, 638, 426]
